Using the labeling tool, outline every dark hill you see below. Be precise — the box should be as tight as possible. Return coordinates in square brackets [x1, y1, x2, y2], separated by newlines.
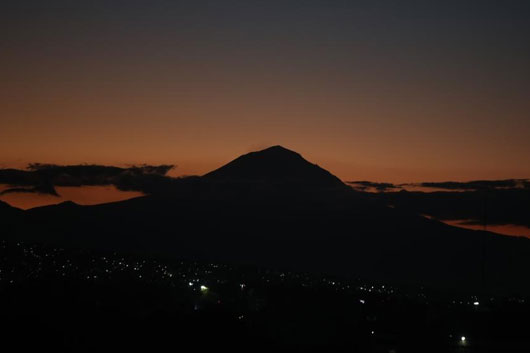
[0, 200, 21, 216]
[3, 147, 530, 296]
[204, 146, 345, 189]
[0, 200, 12, 210]
[16, 191, 530, 296]
[0, 200, 24, 237]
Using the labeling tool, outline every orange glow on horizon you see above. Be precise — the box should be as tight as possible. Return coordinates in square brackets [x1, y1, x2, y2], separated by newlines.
[2, 1, 529, 184]
[443, 220, 530, 240]
[0, 185, 144, 210]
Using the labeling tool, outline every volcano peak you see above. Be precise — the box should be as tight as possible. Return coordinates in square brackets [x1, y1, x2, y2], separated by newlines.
[203, 145, 344, 188]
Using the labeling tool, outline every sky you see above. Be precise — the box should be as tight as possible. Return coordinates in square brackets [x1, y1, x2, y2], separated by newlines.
[2, 0, 530, 183]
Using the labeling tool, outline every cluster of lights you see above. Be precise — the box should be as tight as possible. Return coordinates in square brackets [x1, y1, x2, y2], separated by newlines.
[0, 237, 523, 352]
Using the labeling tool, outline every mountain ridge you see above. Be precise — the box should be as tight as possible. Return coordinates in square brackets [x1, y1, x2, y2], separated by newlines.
[2, 146, 530, 295]
[204, 145, 345, 189]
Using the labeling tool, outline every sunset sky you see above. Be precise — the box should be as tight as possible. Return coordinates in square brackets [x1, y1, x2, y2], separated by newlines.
[2, 1, 529, 182]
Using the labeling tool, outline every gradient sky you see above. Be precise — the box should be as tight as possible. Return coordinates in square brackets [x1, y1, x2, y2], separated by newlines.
[2, 0, 529, 182]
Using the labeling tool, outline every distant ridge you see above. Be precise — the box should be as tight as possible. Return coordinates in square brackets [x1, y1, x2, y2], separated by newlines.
[4, 145, 530, 296]
[203, 145, 345, 188]
[29, 200, 80, 211]
[0, 200, 23, 224]
[0, 200, 21, 212]
[0, 200, 11, 209]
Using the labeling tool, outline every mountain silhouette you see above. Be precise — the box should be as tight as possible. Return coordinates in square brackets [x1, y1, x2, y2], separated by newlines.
[0, 200, 21, 216]
[204, 145, 345, 189]
[0, 200, 24, 238]
[2, 147, 530, 296]
[0, 200, 12, 210]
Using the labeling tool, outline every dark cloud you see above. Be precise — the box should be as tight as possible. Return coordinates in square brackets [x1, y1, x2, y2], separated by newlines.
[345, 179, 530, 228]
[0, 169, 41, 186]
[346, 181, 399, 192]
[0, 164, 176, 196]
[419, 179, 530, 191]
[346, 179, 530, 193]
[0, 183, 59, 197]
[372, 188, 530, 228]
[125, 164, 174, 175]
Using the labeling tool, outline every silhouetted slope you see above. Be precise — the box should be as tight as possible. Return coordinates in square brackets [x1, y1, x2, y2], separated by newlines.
[3, 147, 530, 296]
[0, 200, 22, 217]
[0, 201, 24, 237]
[204, 146, 345, 189]
[15, 188, 530, 296]
[0, 200, 12, 210]
[373, 189, 530, 228]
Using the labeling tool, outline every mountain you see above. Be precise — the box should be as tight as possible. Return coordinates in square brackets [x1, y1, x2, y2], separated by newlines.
[3, 147, 530, 296]
[0, 200, 22, 217]
[0, 200, 24, 238]
[0, 200, 12, 210]
[204, 145, 345, 189]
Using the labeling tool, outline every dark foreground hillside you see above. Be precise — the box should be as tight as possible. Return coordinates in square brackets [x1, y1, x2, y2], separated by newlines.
[7, 186, 530, 297]
[1, 240, 529, 352]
